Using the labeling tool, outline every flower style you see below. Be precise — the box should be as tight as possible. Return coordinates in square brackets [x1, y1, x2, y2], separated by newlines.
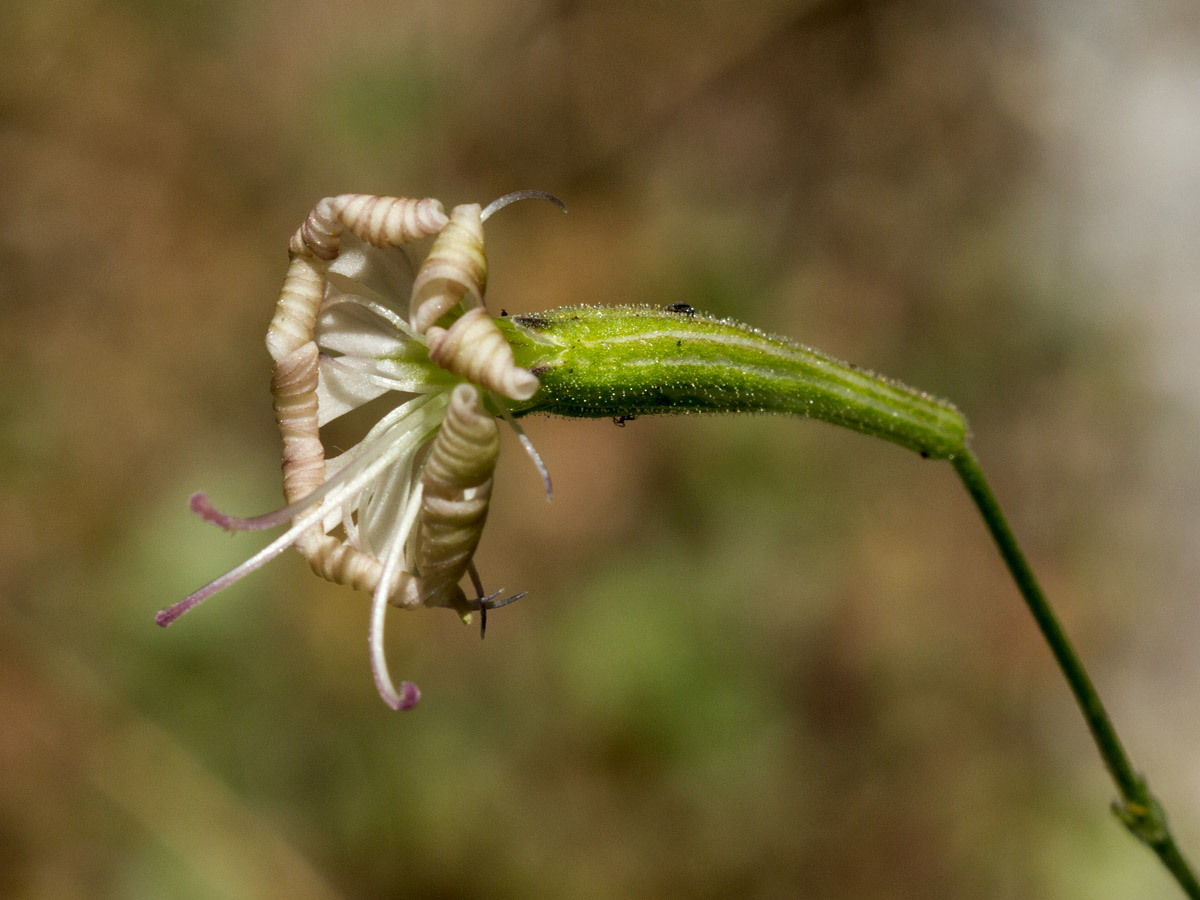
[157, 193, 559, 711]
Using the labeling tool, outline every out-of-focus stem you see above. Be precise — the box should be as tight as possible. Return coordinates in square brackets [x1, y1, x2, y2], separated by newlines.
[953, 450, 1200, 899]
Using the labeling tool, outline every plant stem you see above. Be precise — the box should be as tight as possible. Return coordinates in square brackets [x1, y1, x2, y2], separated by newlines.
[952, 449, 1200, 899]
[497, 302, 1199, 895]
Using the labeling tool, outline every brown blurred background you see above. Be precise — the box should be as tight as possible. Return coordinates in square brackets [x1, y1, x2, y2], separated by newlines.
[3, 0, 1200, 897]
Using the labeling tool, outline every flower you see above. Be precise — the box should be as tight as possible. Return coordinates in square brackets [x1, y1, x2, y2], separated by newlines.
[157, 193, 558, 711]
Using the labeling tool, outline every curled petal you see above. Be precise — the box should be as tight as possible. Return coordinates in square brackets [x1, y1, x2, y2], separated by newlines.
[410, 204, 486, 334]
[426, 308, 540, 401]
[293, 393, 447, 597]
[423, 382, 501, 492]
[297, 530, 386, 594]
[267, 257, 327, 362]
[272, 341, 325, 505]
[291, 194, 448, 260]
[403, 384, 500, 614]
[336, 195, 449, 251]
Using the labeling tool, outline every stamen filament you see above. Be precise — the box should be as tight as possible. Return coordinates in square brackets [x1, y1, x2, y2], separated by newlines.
[481, 190, 567, 222]
[322, 284, 419, 338]
[159, 407, 442, 626]
[191, 393, 444, 532]
[157, 495, 349, 626]
[496, 399, 553, 501]
[369, 481, 426, 710]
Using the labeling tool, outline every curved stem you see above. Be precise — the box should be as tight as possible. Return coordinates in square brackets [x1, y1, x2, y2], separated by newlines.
[493, 302, 1199, 892]
[953, 449, 1200, 899]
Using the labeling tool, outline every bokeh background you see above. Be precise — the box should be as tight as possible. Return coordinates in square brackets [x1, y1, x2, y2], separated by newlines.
[4, 0, 1200, 897]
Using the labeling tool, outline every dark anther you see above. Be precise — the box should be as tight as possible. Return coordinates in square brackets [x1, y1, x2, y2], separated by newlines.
[467, 562, 527, 638]
[475, 589, 528, 638]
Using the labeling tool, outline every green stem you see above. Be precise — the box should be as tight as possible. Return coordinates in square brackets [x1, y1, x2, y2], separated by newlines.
[495, 303, 1200, 896]
[953, 450, 1200, 898]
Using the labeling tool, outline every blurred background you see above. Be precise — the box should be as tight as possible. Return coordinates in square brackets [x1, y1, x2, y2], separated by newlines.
[3, 0, 1200, 897]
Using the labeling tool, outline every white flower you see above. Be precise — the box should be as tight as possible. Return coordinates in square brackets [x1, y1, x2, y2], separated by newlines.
[157, 194, 557, 711]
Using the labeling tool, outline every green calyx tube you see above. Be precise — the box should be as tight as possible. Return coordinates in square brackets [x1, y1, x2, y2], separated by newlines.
[498, 304, 966, 460]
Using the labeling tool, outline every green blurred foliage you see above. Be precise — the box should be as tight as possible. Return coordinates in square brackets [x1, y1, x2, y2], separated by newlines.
[2, 0, 1199, 898]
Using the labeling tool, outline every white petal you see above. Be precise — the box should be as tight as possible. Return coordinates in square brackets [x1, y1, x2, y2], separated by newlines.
[357, 397, 449, 554]
[321, 392, 449, 539]
[327, 234, 426, 304]
[326, 352, 449, 392]
[316, 356, 392, 427]
[358, 450, 418, 557]
[317, 294, 411, 360]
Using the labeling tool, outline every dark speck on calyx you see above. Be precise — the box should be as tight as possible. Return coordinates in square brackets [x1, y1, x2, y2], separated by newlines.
[513, 313, 552, 329]
[667, 302, 696, 316]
